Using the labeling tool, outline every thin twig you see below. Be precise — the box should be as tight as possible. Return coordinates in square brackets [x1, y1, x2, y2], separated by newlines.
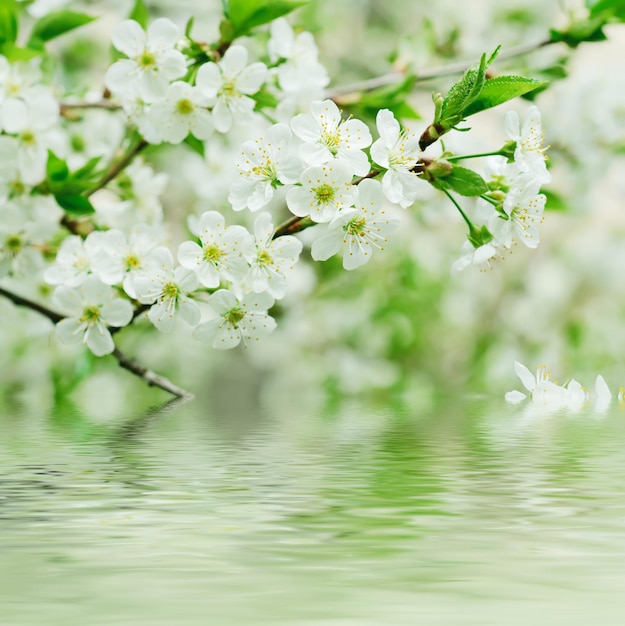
[85, 139, 148, 197]
[60, 100, 121, 113]
[0, 284, 193, 399]
[327, 37, 554, 98]
[113, 348, 194, 399]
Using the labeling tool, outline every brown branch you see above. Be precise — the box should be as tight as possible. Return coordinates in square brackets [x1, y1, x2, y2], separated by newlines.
[113, 348, 194, 399]
[327, 37, 554, 99]
[0, 285, 193, 399]
[85, 139, 148, 198]
[0, 286, 63, 323]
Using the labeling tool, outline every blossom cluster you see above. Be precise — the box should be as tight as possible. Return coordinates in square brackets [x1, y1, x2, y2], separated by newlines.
[452, 106, 550, 274]
[505, 361, 612, 413]
[0, 8, 553, 364]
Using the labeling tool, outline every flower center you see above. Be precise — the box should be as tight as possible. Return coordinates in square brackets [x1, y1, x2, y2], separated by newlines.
[204, 244, 224, 264]
[221, 81, 238, 98]
[313, 183, 335, 205]
[163, 282, 180, 300]
[20, 131, 36, 146]
[176, 98, 195, 115]
[80, 305, 101, 325]
[345, 216, 367, 237]
[9, 180, 25, 196]
[224, 307, 245, 328]
[124, 254, 141, 271]
[322, 132, 341, 155]
[5, 234, 22, 254]
[138, 51, 156, 68]
[257, 249, 273, 267]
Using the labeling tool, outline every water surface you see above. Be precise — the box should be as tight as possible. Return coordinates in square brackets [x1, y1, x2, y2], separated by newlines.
[2, 395, 624, 625]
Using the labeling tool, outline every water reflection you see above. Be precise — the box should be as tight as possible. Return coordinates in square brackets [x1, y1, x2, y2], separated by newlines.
[1, 395, 624, 625]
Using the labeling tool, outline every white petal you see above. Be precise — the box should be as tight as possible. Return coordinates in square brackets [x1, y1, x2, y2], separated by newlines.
[101, 299, 133, 327]
[55, 318, 84, 345]
[85, 324, 115, 356]
[112, 20, 146, 57]
[514, 361, 536, 393]
[505, 390, 527, 404]
[146, 17, 180, 49]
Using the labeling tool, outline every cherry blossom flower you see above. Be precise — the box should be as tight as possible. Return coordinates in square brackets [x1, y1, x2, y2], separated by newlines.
[0, 96, 63, 185]
[90, 225, 163, 298]
[105, 18, 187, 103]
[145, 81, 213, 144]
[286, 161, 356, 223]
[193, 289, 276, 349]
[178, 211, 255, 288]
[53, 277, 133, 356]
[133, 247, 200, 333]
[291, 99, 372, 176]
[450, 240, 502, 275]
[228, 123, 301, 212]
[370, 109, 423, 208]
[310, 179, 399, 270]
[43, 233, 104, 287]
[245, 212, 303, 299]
[504, 106, 551, 184]
[195, 45, 267, 133]
[506, 361, 612, 412]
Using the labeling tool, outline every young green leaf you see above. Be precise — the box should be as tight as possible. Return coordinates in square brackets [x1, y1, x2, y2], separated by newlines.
[54, 194, 95, 215]
[128, 0, 149, 29]
[443, 166, 489, 197]
[29, 10, 95, 45]
[227, 0, 308, 37]
[0, 0, 18, 47]
[462, 76, 548, 117]
[46, 151, 69, 183]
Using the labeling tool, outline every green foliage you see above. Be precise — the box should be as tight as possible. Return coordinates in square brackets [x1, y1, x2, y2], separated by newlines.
[251, 86, 280, 109]
[28, 10, 95, 46]
[437, 48, 499, 130]
[184, 134, 205, 158]
[225, 0, 308, 38]
[128, 0, 149, 29]
[549, 0, 625, 47]
[46, 151, 101, 215]
[0, 0, 18, 47]
[462, 76, 548, 117]
[442, 166, 489, 197]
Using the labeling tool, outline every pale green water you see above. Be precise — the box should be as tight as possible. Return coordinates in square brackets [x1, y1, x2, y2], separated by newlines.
[2, 395, 625, 625]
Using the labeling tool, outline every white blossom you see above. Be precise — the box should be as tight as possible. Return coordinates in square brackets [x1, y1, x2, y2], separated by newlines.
[193, 289, 276, 349]
[506, 361, 612, 412]
[229, 123, 301, 212]
[450, 240, 502, 275]
[178, 211, 255, 288]
[504, 105, 551, 184]
[196, 45, 267, 133]
[370, 109, 423, 208]
[145, 81, 213, 144]
[245, 212, 303, 299]
[311, 179, 399, 270]
[286, 161, 356, 223]
[90, 225, 162, 298]
[291, 99, 372, 176]
[44, 233, 108, 287]
[133, 247, 200, 333]
[105, 18, 187, 103]
[53, 277, 133, 356]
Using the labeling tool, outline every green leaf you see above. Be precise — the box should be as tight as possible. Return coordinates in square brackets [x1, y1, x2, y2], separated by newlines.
[184, 134, 205, 157]
[542, 189, 568, 211]
[439, 48, 498, 129]
[54, 194, 95, 215]
[227, 0, 308, 37]
[444, 166, 488, 197]
[588, 0, 625, 19]
[29, 10, 95, 45]
[72, 155, 103, 180]
[251, 86, 279, 109]
[0, 43, 42, 61]
[46, 151, 69, 183]
[549, 17, 607, 47]
[128, 0, 149, 28]
[463, 76, 548, 117]
[0, 0, 18, 47]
